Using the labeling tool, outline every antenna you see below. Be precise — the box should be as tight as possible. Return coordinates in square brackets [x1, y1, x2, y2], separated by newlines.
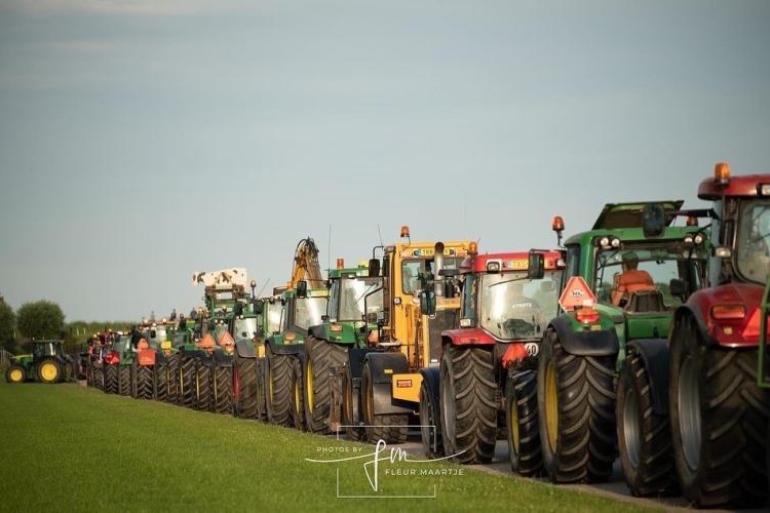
[377, 224, 384, 247]
[256, 279, 271, 298]
[327, 224, 332, 272]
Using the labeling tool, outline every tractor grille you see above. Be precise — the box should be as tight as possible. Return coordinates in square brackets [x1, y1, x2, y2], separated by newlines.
[427, 309, 458, 366]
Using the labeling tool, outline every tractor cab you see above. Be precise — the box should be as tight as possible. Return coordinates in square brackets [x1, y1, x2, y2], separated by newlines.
[270, 285, 328, 350]
[555, 201, 709, 345]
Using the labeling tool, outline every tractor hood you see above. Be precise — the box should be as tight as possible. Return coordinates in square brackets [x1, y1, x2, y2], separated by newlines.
[592, 201, 683, 230]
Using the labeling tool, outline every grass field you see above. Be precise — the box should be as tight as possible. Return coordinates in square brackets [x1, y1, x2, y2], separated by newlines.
[0, 382, 660, 513]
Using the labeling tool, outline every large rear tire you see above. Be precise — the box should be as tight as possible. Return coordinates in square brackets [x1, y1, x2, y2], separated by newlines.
[154, 361, 168, 402]
[617, 348, 676, 496]
[505, 369, 542, 476]
[537, 328, 616, 483]
[134, 365, 154, 400]
[164, 354, 179, 404]
[94, 366, 104, 391]
[104, 365, 117, 394]
[440, 345, 497, 464]
[37, 359, 61, 384]
[264, 349, 295, 427]
[118, 366, 131, 396]
[361, 361, 408, 444]
[303, 337, 347, 433]
[195, 361, 212, 411]
[670, 316, 769, 507]
[179, 355, 196, 408]
[234, 355, 258, 418]
[213, 364, 233, 415]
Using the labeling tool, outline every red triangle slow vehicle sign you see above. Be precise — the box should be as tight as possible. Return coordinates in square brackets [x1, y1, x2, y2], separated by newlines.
[558, 276, 597, 312]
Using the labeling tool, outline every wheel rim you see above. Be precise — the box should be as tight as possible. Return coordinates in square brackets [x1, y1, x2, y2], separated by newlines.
[294, 374, 302, 416]
[10, 369, 23, 382]
[678, 355, 701, 471]
[623, 384, 641, 470]
[306, 359, 314, 413]
[40, 362, 58, 382]
[343, 370, 353, 425]
[420, 385, 436, 454]
[544, 361, 559, 452]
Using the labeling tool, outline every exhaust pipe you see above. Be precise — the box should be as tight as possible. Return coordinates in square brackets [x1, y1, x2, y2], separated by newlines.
[434, 242, 445, 298]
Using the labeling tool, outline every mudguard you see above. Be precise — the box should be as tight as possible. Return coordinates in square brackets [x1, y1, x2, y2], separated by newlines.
[626, 339, 670, 415]
[419, 367, 440, 404]
[550, 315, 619, 356]
[308, 325, 326, 340]
[347, 348, 375, 379]
[364, 352, 412, 415]
[266, 340, 304, 356]
[235, 340, 256, 358]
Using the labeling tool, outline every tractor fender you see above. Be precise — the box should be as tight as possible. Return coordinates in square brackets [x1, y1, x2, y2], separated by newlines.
[550, 315, 619, 357]
[235, 339, 256, 359]
[346, 348, 375, 379]
[265, 339, 304, 356]
[363, 352, 412, 416]
[308, 325, 327, 341]
[626, 339, 670, 416]
[441, 328, 496, 346]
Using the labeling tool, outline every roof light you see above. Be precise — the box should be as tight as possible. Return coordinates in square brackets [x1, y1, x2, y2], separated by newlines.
[552, 215, 565, 232]
[714, 162, 731, 186]
[468, 242, 478, 255]
[336, 258, 344, 269]
[400, 225, 410, 238]
[711, 304, 745, 320]
[486, 261, 501, 273]
[758, 184, 770, 196]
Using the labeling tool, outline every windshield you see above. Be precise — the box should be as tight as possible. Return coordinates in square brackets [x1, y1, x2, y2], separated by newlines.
[736, 200, 770, 284]
[338, 277, 383, 321]
[595, 242, 707, 307]
[479, 271, 561, 340]
[402, 257, 462, 294]
[294, 297, 328, 330]
[266, 301, 282, 334]
[234, 317, 258, 340]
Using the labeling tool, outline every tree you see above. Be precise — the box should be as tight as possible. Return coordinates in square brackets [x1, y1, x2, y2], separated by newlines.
[0, 298, 15, 352]
[17, 300, 65, 340]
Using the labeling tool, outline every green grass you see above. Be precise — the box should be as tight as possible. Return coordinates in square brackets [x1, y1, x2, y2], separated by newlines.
[0, 382, 660, 513]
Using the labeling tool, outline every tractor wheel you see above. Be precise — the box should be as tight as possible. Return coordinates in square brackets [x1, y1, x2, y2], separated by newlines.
[104, 365, 118, 394]
[36, 359, 62, 384]
[154, 361, 168, 402]
[670, 316, 770, 507]
[505, 370, 542, 477]
[164, 354, 180, 404]
[292, 357, 305, 430]
[93, 365, 103, 390]
[537, 328, 616, 483]
[195, 361, 212, 411]
[85, 361, 94, 387]
[233, 355, 259, 418]
[343, 363, 366, 441]
[264, 350, 295, 427]
[5, 365, 26, 384]
[617, 348, 677, 497]
[213, 364, 233, 415]
[255, 358, 267, 421]
[361, 361, 408, 444]
[179, 355, 196, 408]
[304, 336, 347, 433]
[419, 378, 443, 458]
[135, 365, 154, 400]
[118, 366, 131, 396]
[130, 363, 139, 398]
[440, 345, 497, 464]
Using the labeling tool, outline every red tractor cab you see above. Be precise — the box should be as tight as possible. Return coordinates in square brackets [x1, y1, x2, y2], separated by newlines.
[669, 163, 770, 507]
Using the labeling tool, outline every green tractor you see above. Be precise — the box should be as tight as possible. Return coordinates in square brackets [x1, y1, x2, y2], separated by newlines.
[102, 333, 137, 396]
[263, 283, 328, 428]
[5, 340, 74, 384]
[525, 201, 709, 492]
[303, 261, 383, 435]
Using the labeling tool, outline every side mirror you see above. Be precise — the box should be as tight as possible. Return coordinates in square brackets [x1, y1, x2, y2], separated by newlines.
[419, 290, 437, 316]
[527, 251, 545, 280]
[321, 314, 329, 322]
[296, 280, 308, 299]
[253, 300, 264, 315]
[669, 278, 687, 298]
[368, 258, 380, 277]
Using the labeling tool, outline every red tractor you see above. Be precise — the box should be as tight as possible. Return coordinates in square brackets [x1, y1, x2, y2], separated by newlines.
[669, 163, 770, 507]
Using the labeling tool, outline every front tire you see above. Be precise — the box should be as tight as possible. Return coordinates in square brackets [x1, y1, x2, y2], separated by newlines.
[670, 316, 769, 507]
[5, 365, 26, 384]
[233, 355, 258, 418]
[537, 328, 616, 483]
[104, 365, 118, 394]
[303, 337, 347, 433]
[440, 345, 497, 464]
[118, 365, 131, 396]
[195, 361, 212, 411]
[617, 348, 676, 496]
[419, 378, 443, 458]
[213, 363, 233, 415]
[264, 349, 295, 427]
[505, 369, 542, 476]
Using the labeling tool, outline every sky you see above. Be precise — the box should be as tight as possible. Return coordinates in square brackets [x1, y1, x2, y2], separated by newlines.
[0, 0, 769, 321]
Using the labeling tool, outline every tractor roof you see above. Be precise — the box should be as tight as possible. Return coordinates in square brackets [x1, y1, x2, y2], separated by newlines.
[328, 266, 372, 279]
[564, 224, 703, 246]
[592, 201, 683, 230]
[464, 251, 563, 273]
[387, 240, 472, 259]
[698, 174, 770, 200]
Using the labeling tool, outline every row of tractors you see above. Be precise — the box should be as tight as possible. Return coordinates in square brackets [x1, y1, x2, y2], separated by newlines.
[71, 164, 769, 508]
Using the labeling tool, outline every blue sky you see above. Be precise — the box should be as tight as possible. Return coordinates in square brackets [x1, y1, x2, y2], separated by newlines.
[0, 0, 769, 321]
